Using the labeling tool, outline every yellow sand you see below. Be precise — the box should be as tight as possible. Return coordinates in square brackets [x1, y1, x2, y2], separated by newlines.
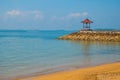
[17, 62, 120, 80]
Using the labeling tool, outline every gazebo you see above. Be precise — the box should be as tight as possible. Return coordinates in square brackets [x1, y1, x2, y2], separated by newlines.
[81, 18, 93, 31]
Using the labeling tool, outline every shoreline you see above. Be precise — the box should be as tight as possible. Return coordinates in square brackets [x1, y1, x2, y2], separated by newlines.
[16, 62, 120, 80]
[58, 30, 120, 41]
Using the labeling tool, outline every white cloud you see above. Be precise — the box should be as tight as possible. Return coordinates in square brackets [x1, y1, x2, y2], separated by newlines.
[5, 10, 44, 20]
[66, 12, 88, 19]
[67, 13, 81, 18]
[51, 16, 65, 21]
[51, 12, 89, 20]
[6, 10, 21, 16]
[82, 12, 88, 16]
[5, 10, 88, 21]
[33, 10, 44, 20]
[32, 10, 41, 14]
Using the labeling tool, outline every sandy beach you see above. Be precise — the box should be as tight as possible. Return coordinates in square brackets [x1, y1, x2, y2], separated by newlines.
[17, 62, 120, 80]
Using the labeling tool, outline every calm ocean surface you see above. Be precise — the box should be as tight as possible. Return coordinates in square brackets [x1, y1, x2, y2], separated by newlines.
[0, 30, 120, 80]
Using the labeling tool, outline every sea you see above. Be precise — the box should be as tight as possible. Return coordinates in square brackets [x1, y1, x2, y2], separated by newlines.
[0, 30, 120, 80]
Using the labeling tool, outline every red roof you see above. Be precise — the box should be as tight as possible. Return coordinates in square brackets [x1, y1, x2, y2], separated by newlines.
[81, 19, 93, 24]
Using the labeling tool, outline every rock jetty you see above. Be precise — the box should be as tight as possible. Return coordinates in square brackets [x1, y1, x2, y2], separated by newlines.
[58, 31, 120, 41]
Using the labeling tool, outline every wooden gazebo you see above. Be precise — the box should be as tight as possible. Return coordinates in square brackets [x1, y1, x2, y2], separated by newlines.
[81, 18, 93, 31]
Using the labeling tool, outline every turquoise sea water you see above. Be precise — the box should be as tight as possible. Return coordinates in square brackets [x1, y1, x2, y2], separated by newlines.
[0, 30, 120, 80]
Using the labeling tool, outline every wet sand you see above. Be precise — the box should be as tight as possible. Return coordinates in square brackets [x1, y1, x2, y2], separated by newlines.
[17, 62, 120, 80]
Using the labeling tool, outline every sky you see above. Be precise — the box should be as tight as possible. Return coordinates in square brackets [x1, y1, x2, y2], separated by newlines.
[0, 0, 120, 30]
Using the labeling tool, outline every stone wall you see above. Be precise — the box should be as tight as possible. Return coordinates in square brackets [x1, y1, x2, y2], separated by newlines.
[58, 31, 120, 41]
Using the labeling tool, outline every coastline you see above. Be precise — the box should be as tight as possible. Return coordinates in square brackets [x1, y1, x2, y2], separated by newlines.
[58, 31, 120, 41]
[17, 62, 120, 80]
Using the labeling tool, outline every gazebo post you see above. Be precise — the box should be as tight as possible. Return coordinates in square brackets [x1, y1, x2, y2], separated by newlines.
[83, 23, 84, 29]
[89, 23, 90, 29]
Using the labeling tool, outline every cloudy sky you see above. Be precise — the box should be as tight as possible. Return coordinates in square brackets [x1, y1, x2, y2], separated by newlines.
[0, 0, 120, 30]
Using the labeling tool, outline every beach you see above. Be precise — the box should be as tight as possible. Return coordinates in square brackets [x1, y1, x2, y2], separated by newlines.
[17, 62, 120, 80]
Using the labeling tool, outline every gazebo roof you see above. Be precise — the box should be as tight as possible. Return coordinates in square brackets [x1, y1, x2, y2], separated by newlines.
[81, 18, 93, 24]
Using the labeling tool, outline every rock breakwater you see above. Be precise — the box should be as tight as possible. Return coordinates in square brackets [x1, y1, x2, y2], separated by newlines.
[58, 31, 120, 41]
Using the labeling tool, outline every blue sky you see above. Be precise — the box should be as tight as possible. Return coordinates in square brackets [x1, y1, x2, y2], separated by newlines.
[0, 0, 120, 30]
